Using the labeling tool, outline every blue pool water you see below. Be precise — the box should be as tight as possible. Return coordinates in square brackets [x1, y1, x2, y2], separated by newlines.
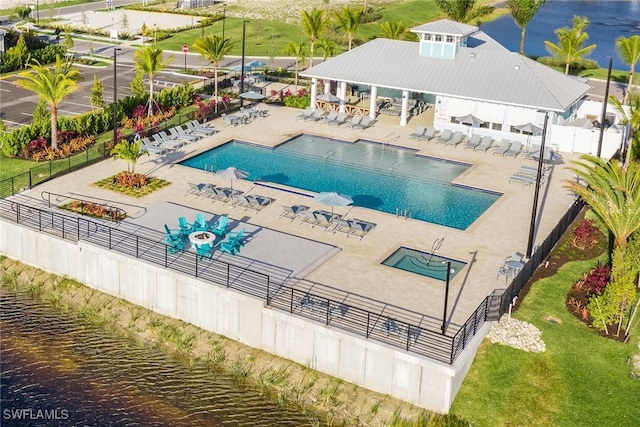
[180, 135, 500, 229]
[382, 247, 467, 281]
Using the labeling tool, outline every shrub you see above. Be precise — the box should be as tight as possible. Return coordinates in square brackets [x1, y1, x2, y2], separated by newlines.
[571, 219, 600, 250]
[582, 263, 611, 296]
[194, 96, 216, 120]
[282, 88, 310, 109]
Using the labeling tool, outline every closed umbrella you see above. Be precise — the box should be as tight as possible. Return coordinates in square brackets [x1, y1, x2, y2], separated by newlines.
[314, 192, 353, 216]
[216, 166, 249, 190]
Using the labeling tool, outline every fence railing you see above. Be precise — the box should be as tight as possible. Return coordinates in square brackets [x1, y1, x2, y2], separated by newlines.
[496, 198, 586, 316]
[0, 199, 499, 364]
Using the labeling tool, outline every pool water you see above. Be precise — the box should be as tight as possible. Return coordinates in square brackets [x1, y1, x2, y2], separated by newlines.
[180, 134, 500, 229]
[382, 247, 467, 281]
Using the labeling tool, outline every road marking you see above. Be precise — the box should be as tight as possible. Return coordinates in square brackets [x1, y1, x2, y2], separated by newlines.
[0, 88, 11, 92]
[64, 101, 93, 108]
[58, 110, 82, 116]
[21, 112, 34, 117]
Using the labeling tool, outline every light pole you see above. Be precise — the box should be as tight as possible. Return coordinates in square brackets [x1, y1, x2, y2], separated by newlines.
[239, 20, 249, 107]
[526, 113, 549, 258]
[222, 3, 227, 39]
[597, 56, 613, 158]
[113, 47, 122, 148]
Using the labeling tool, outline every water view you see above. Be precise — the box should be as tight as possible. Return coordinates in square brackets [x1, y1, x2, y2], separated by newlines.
[0, 290, 327, 426]
[481, 0, 640, 70]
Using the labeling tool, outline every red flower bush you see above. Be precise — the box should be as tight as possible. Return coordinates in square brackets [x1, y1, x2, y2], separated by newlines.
[582, 263, 611, 296]
[571, 219, 600, 250]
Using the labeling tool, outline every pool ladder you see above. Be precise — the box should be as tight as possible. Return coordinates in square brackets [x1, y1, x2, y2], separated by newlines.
[421, 238, 445, 267]
[204, 164, 216, 174]
[324, 149, 336, 160]
[395, 207, 411, 220]
[390, 162, 399, 174]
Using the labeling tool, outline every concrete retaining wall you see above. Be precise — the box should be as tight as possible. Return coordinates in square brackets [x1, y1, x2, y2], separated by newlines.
[0, 220, 488, 413]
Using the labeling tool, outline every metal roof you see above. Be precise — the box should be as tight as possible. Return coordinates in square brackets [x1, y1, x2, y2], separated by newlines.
[411, 19, 478, 37]
[301, 36, 591, 112]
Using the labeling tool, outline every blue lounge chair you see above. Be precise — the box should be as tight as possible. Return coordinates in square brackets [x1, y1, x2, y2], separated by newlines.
[192, 213, 209, 232]
[178, 216, 193, 235]
[211, 215, 228, 237]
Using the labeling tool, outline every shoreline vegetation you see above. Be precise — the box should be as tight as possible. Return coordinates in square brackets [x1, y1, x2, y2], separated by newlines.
[0, 255, 468, 427]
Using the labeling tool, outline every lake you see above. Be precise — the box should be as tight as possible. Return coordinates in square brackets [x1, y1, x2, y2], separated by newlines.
[481, 0, 640, 70]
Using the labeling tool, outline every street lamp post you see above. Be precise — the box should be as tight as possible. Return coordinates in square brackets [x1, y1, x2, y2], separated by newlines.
[597, 56, 613, 158]
[526, 113, 549, 258]
[222, 3, 227, 39]
[239, 20, 249, 108]
[113, 48, 122, 148]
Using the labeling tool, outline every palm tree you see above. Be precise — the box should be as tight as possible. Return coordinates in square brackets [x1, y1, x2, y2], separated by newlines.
[609, 89, 640, 166]
[434, 0, 494, 23]
[505, 0, 547, 55]
[379, 21, 407, 40]
[317, 38, 337, 62]
[334, 6, 362, 51]
[544, 16, 596, 75]
[133, 46, 174, 116]
[615, 35, 640, 105]
[15, 56, 80, 151]
[193, 35, 234, 112]
[110, 140, 147, 174]
[282, 41, 308, 90]
[300, 8, 328, 68]
[565, 155, 640, 259]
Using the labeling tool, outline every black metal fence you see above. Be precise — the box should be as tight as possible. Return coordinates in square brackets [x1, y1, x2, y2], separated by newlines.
[496, 198, 586, 315]
[0, 199, 499, 364]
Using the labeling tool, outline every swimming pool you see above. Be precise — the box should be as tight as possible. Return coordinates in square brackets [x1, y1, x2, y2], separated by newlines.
[180, 134, 500, 229]
[382, 247, 467, 281]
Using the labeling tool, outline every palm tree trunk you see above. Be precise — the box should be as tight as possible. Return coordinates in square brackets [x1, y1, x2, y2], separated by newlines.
[213, 64, 219, 113]
[519, 28, 526, 55]
[309, 41, 314, 68]
[50, 104, 58, 151]
[148, 77, 155, 116]
[564, 62, 570, 75]
[348, 35, 352, 51]
[624, 68, 634, 105]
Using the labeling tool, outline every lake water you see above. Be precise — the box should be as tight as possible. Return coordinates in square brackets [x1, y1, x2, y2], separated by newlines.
[481, 0, 640, 70]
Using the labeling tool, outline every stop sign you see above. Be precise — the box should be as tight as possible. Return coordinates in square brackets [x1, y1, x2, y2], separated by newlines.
[182, 44, 188, 53]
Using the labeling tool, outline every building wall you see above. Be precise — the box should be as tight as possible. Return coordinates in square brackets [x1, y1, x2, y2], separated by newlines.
[0, 219, 489, 414]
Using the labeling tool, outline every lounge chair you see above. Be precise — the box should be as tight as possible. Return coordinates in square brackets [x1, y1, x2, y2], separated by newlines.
[344, 115, 363, 128]
[210, 215, 229, 237]
[298, 209, 320, 226]
[140, 137, 167, 155]
[417, 127, 437, 142]
[209, 187, 241, 204]
[321, 111, 338, 124]
[463, 134, 481, 150]
[192, 213, 209, 232]
[508, 173, 535, 186]
[493, 139, 512, 156]
[153, 133, 183, 150]
[504, 140, 523, 158]
[408, 125, 425, 140]
[296, 107, 314, 120]
[190, 119, 216, 134]
[186, 182, 206, 197]
[312, 210, 341, 230]
[169, 127, 198, 142]
[328, 112, 348, 126]
[279, 205, 309, 222]
[165, 228, 186, 253]
[347, 219, 375, 240]
[186, 121, 214, 136]
[473, 136, 494, 152]
[443, 131, 464, 147]
[176, 125, 202, 140]
[303, 109, 325, 121]
[432, 129, 453, 145]
[219, 228, 245, 255]
[524, 144, 541, 160]
[194, 242, 212, 260]
[353, 116, 373, 130]
[245, 194, 274, 210]
[178, 216, 194, 235]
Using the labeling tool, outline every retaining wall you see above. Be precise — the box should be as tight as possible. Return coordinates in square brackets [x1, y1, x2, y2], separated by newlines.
[0, 220, 488, 413]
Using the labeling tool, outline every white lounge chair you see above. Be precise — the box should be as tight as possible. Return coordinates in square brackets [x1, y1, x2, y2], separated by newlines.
[409, 125, 425, 140]
[493, 139, 512, 156]
[344, 115, 363, 128]
[354, 116, 373, 130]
[433, 129, 453, 145]
[504, 140, 523, 158]
[443, 131, 464, 147]
[417, 127, 437, 142]
[328, 112, 348, 126]
[474, 136, 494, 152]
[463, 134, 481, 150]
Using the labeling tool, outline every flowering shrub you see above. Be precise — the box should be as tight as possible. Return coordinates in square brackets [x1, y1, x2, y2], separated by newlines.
[194, 96, 216, 120]
[29, 135, 95, 162]
[282, 88, 310, 109]
[122, 106, 176, 132]
[582, 263, 611, 296]
[571, 219, 600, 250]
[61, 200, 126, 222]
[23, 137, 47, 159]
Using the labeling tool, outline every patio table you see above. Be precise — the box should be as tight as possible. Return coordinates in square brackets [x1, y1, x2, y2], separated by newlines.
[189, 231, 215, 247]
[226, 115, 243, 126]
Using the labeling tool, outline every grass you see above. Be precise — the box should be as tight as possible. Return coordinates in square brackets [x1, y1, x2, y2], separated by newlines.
[0, 0, 102, 16]
[450, 254, 640, 426]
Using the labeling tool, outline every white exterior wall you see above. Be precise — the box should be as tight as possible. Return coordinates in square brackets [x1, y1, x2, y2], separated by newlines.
[0, 220, 489, 414]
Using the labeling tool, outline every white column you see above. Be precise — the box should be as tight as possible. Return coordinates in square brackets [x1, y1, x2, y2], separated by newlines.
[369, 86, 378, 120]
[339, 81, 347, 113]
[324, 80, 331, 94]
[310, 78, 318, 111]
[400, 90, 409, 126]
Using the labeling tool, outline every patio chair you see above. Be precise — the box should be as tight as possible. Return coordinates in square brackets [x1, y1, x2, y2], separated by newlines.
[304, 109, 326, 122]
[176, 125, 202, 140]
[321, 111, 338, 124]
[186, 182, 206, 197]
[508, 173, 535, 186]
[153, 133, 183, 150]
[524, 144, 541, 160]
[463, 134, 481, 150]
[432, 129, 453, 145]
[473, 136, 494, 152]
[497, 265, 515, 282]
[165, 231, 186, 254]
[164, 224, 183, 243]
[200, 184, 219, 201]
[328, 112, 348, 126]
[492, 139, 512, 156]
[169, 126, 198, 142]
[210, 215, 229, 237]
[279, 205, 309, 222]
[219, 228, 245, 255]
[195, 242, 212, 260]
[353, 116, 373, 130]
[347, 219, 375, 240]
[140, 137, 167, 155]
[344, 115, 363, 128]
[408, 125, 425, 140]
[504, 140, 523, 158]
[330, 218, 353, 237]
[298, 209, 320, 227]
[190, 119, 217, 134]
[192, 213, 209, 232]
[186, 121, 214, 136]
[443, 131, 464, 147]
[312, 211, 341, 230]
[245, 194, 274, 210]
[417, 127, 437, 142]
[296, 107, 314, 120]
[178, 216, 194, 235]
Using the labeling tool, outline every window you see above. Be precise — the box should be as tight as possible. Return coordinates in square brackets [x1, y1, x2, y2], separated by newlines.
[491, 123, 502, 131]
[479, 122, 489, 129]
[424, 34, 431, 41]
[435, 34, 442, 42]
[446, 35, 453, 43]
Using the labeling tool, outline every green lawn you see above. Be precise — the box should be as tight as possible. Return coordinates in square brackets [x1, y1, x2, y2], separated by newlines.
[450, 255, 640, 426]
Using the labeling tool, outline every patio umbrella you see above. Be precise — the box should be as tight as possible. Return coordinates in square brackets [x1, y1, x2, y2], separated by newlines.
[455, 114, 484, 126]
[317, 93, 341, 103]
[240, 91, 266, 101]
[229, 64, 251, 73]
[314, 192, 353, 216]
[514, 122, 542, 136]
[247, 60, 267, 69]
[216, 166, 249, 190]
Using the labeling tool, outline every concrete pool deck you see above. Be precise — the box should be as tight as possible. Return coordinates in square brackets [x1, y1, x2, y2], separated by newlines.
[19, 105, 581, 331]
